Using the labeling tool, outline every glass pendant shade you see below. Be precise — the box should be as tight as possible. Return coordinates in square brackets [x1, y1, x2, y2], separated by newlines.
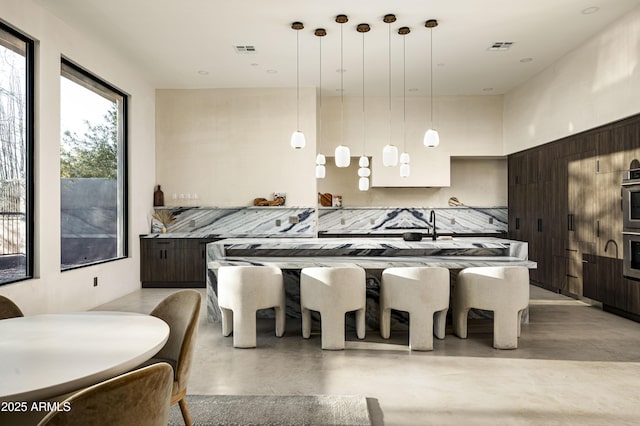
[359, 177, 370, 191]
[424, 128, 439, 147]
[358, 167, 371, 177]
[335, 145, 351, 167]
[359, 156, 369, 168]
[315, 165, 326, 179]
[400, 152, 410, 164]
[315, 153, 326, 165]
[400, 163, 410, 178]
[291, 131, 306, 149]
[382, 144, 399, 167]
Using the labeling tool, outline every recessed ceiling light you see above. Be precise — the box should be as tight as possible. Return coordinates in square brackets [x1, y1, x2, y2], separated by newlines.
[488, 42, 514, 51]
[266, 69, 278, 74]
[520, 57, 533, 63]
[408, 88, 419, 92]
[197, 70, 209, 75]
[482, 87, 494, 92]
[250, 63, 259, 67]
[336, 68, 347, 73]
[234, 45, 257, 54]
[582, 6, 599, 15]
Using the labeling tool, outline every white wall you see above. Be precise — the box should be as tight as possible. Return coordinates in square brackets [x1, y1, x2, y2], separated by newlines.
[0, 0, 157, 314]
[504, 6, 640, 153]
[318, 95, 504, 187]
[155, 88, 316, 207]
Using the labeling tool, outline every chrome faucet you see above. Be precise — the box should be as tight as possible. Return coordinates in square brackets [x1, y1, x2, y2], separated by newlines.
[604, 239, 619, 259]
[430, 210, 437, 241]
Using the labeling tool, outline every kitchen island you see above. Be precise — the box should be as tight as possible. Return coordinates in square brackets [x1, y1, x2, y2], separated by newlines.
[206, 237, 536, 329]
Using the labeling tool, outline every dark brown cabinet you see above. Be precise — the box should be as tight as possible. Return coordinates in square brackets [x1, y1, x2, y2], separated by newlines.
[508, 115, 640, 310]
[140, 237, 217, 288]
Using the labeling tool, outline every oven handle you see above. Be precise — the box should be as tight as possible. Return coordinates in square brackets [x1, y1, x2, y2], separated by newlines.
[621, 181, 640, 187]
[623, 231, 640, 236]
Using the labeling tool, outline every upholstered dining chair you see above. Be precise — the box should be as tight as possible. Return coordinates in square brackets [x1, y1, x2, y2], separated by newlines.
[146, 289, 202, 426]
[0, 295, 24, 319]
[38, 362, 173, 426]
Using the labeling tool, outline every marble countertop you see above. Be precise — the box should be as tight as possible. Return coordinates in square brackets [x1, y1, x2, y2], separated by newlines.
[206, 237, 535, 270]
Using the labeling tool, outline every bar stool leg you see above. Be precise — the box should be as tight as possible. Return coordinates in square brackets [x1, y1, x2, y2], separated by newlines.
[301, 307, 312, 339]
[356, 308, 366, 340]
[220, 308, 233, 337]
[321, 312, 346, 350]
[453, 306, 470, 339]
[409, 311, 433, 351]
[493, 310, 519, 349]
[233, 309, 257, 348]
[434, 309, 448, 340]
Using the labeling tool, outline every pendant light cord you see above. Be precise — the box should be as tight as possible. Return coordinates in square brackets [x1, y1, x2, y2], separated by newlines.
[318, 34, 322, 146]
[429, 27, 434, 126]
[340, 21, 344, 147]
[403, 32, 406, 152]
[362, 30, 365, 155]
[388, 21, 392, 146]
[296, 29, 300, 130]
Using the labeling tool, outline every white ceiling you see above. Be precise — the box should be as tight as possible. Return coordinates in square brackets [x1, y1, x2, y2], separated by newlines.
[37, 0, 640, 96]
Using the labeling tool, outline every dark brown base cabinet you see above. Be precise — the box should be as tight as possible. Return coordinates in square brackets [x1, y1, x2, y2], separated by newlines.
[509, 114, 640, 321]
[140, 237, 217, 288]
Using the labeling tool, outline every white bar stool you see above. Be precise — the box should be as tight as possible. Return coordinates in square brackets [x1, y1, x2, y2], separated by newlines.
[380, 267, 450, 351]
[300, 266, 366, 350]
[453, 266, 529, 349]
[217, 266, 286, 348]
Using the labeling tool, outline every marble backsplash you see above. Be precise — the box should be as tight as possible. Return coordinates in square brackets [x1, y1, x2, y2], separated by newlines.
[152, 206, 507, 238]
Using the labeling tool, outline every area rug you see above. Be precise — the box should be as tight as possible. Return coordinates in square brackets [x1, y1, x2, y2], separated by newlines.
[167, 394, 374, 426]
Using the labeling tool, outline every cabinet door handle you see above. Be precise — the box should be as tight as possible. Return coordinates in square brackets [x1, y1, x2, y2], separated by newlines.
[567, 214, 575, 231]
[565, 248, 578, 252]
[566, 274, 579, 279]
[159, 250, 163, 259]
[596, 220, 600, 238]
[537, 218, 542, 232]
[515, 217, 520, 230]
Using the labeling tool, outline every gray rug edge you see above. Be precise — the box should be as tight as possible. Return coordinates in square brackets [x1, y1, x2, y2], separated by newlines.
[168, 394, 383, 426]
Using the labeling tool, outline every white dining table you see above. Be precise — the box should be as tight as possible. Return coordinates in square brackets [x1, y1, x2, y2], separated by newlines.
[0, 311, 169, 402]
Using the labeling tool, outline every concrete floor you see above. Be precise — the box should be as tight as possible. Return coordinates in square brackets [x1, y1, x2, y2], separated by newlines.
[96, 285, 640, 425]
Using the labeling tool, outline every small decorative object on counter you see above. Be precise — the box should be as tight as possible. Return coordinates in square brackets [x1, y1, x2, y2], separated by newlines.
[153, 185, 164, 207]
[319, 193, 332, 207]
[332, 195, 343, 207]
[448, 197, 464, 207]
[253, 194, 285, 206]
[273, 192, 286, 205]
[151, 209, 175, 233]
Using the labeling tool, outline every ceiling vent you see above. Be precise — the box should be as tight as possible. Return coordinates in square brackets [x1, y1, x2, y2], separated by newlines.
[488, 42, 514, 51]
[234, 45, 257, 54]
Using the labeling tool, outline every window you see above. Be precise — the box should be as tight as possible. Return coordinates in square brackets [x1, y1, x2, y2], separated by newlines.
[60, 59, 127, 270]
[0, 23, 34, 285]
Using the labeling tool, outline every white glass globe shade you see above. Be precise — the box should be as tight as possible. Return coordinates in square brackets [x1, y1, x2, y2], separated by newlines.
[382, 144, 398, 167]
[359, 156, 369, 168]
[358, 167, 371, 177]
[290, 130, 306, 149]
[315, 165, 326, 179]
[315, 153, 326, 165]
[335, 145, 351, 167]
[423, 128, 440, 147]
[400, 152, 410, 164]
[400, 163, 410, 178]
[359, 177, 370, 191]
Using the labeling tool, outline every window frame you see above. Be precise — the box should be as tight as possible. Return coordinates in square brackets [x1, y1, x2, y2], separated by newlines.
[59, 57, 128, 271]
[0, 21, 34, 286]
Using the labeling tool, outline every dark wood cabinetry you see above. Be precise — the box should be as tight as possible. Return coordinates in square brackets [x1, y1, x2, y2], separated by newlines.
[509, 114, 640, 320]
[140, 237, 217, 288]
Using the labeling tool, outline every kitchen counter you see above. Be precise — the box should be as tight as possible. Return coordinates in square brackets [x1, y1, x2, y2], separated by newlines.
[205, 237, 535, 328]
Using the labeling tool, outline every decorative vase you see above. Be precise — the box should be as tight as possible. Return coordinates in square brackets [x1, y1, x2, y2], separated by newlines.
[153, 185, 164, 207]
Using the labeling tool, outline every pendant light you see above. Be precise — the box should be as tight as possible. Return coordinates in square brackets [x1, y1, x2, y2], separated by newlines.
[315, 28, 327, 179]
[399, 26, 411, 178]
[357, 23, 371, 191]
[290, 22, 305, 149]
[423, 19, 439, 148]
[334, 14, 351, 167]
[382, 14, 398, 167]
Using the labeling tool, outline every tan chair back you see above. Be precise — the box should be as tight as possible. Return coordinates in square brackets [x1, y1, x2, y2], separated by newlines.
[38, 363, 173, 426]
[0, 295, 24, 320]
[150, 289, 201, 394]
